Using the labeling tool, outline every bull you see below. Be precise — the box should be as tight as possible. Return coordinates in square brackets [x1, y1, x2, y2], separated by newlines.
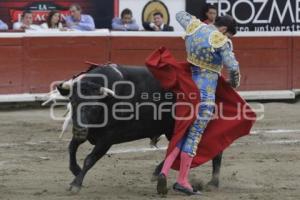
[49, 64, 223, 193]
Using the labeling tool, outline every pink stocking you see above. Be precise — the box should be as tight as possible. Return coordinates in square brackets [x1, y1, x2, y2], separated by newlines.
[160, 147, 180, 177]
[176, 152, 193, 190]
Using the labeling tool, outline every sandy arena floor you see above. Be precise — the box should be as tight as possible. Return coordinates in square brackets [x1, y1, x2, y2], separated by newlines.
[0, 100, 300, 200]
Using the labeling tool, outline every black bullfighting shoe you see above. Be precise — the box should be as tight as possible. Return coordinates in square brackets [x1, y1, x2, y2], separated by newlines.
[157, 173, 168, 196]
[173, 182, 202, 196]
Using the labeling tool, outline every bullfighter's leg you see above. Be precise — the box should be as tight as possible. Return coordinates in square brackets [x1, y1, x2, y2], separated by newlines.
[157, 147, 181, 196]
[69, 137, 86, 176]
[207, 152, 223, 189]
[153, 151, 223, 189]
[172, 68, 218, 195]
[69, 140, 111, 193]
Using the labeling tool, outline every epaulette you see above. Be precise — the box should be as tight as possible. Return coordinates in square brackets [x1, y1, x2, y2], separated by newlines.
[186, 18, 205, 35]
[208, 31, 228, 49]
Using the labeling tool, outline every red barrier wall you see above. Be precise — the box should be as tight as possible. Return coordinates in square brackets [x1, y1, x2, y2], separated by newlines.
[0, 36, 109, 94]
[0, 38, 23, 94]
[0, 34, 299, 94]
[233, 37, 293, 91]
[110, 37, 186, 65]
[110, 36, 296, 91]
[23, 36, 109, 93]
[293, 37, 300, 89]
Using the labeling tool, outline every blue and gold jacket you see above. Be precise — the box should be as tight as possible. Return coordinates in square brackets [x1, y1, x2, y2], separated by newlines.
[176, 11, 239, 74]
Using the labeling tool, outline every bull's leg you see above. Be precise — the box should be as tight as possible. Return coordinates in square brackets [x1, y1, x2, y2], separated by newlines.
[69, 137, 85, 176]
[151, 161, 164, 182]
[207, 152, 223, 189]
[69, 141, 111, 193]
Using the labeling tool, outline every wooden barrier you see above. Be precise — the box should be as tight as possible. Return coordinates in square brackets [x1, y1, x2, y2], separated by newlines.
[0, 31, 110, 94]
[0, 31, 299, 95]
[110, 37, 186, 65]
[23, 36, 109, 93]
[293, 36, 300, 89]
[0, 37, 24, 94]
[109, 33, 296, 91]
[233, 37, 292, 91]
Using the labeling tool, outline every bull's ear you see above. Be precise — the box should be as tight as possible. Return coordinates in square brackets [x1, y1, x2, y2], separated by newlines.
[57, 83, 70, 96]
[99, 87, 115, 97]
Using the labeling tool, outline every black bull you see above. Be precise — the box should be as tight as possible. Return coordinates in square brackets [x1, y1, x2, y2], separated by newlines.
[57, 65, 222, 193]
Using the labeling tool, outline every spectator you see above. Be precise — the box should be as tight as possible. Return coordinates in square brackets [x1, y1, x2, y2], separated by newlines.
[65, 4, 95, 31]
[203, 5, 217, 25]
[41, 11, 64, 29]
[0, 20, 8, 30]
[13, 10, 41, 30]
[143, 12, 174, 31]
[112, 8, 139, 31]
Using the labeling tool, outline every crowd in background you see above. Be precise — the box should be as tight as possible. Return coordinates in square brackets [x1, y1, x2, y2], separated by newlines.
[0, 4, 95, 32]
[0, 4, 217, 32]
[112, 8, 174, 32]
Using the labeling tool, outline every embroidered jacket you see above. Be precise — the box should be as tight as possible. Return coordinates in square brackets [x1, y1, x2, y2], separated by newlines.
[176, 11, 239, 74]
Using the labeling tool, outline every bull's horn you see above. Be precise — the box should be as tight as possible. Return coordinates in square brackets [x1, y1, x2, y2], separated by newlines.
[100, 87, 115, 97]
[42, 89, 61, 106]
[61, 74, 86, 90]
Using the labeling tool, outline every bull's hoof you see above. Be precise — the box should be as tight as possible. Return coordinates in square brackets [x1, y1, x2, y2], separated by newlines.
[68, 179, 82, 194]
[191, 179, 205, 191]
[205, 180, 219, 191]
[157, 174, 168, 197]
[68, 184, 81, 194]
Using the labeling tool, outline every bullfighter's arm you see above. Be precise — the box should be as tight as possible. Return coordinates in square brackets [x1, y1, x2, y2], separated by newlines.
[176, 11, 205, 35]
[175, 11, 194, 30]
[220, 42, 241, 88]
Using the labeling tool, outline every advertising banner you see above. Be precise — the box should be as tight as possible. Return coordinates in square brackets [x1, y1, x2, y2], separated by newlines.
[187, 0, 300, 32]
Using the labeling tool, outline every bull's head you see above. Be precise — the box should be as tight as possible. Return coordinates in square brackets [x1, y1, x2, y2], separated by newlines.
[44, 73, 115, 140]
[68, 78, 115, 140]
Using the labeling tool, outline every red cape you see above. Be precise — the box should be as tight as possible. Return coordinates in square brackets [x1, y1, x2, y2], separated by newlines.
[145, 47, 256, 170]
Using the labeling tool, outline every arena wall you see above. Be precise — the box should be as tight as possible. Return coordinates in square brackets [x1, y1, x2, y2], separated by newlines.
[0, 31, 299, 96]
[293, 34, 300, 89]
